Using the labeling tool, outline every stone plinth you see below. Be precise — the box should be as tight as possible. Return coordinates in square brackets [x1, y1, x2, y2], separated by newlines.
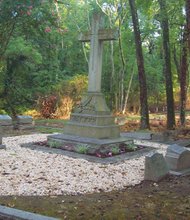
[63, 92, 120, 139]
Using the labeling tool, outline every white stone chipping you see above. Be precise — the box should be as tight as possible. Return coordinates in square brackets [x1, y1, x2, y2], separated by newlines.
[0, 134, 168, 196]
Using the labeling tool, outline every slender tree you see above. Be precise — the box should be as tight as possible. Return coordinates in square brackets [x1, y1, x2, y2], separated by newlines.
[178, 0, 190, 125]
[158, 0, 175, 129]
[128, 0, 150, 129]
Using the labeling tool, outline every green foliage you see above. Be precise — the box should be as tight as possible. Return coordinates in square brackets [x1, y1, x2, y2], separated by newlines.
[126, 143, 137, 151]
[0, 0, 188, 118]
[48, 140, 62, 148]
[110, 146, 120, 155]
[5, 37, 42, 63]
[76, 144, 88, 154]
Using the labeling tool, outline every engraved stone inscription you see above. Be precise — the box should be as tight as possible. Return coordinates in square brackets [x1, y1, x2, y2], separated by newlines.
[71, 115, 96, 125]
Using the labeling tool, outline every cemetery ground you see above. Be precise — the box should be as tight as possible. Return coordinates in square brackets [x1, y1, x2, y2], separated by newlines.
[1, 114, 190, 219]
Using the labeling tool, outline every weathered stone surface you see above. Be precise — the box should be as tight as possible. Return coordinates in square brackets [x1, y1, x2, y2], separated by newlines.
[165, 144, 190, 173]
[48, 134, 128, 148]
[13, 115, 34, 130]
[167, 139, 190, 148]
[121, 132, 153, 140]
[144, 152, 169, 181]
[0, 144, 6, 149]
[0, 115, 12, 126]
[64, 122, 120, 139]
[0, 205, 58, 220]
[152, 131, 176, 142]
[16, 115, 33, 124]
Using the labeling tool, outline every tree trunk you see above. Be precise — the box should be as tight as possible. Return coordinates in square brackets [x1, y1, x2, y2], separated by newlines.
[186, 0, 190, 51]
[122, 66, 135, 114]
[179, 0, 190, 125]
[128, 0, 150, 129]
[158, 0, 175, 129]
[179, 32, 188, 126]
[118, 18, 126, 112]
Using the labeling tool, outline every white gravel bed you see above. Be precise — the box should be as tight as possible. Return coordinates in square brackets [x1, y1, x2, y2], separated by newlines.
[0, 134, 167, 196]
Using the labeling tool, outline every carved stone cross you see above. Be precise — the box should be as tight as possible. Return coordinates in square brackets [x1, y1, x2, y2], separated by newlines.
[79, 13, 118, 93]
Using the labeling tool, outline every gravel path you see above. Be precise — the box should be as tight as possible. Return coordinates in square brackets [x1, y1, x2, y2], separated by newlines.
[0, 134, 167, 196]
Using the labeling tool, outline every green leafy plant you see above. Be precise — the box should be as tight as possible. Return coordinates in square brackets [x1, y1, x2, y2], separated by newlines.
[111, 146, 120, 155]
[126, 143, 137, 151]
[48, 140, 62, 148]
[76, 144, 88, 154]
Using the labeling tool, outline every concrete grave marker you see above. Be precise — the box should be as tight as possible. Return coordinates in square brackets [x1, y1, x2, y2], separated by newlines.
[0, 115, 12, 126]
[144, 152, 169, 181]
[165, 144, 190, 175]
[0, 131, 5, 149]
[0, 115, 11, 149]
[14, 115, 34, 130]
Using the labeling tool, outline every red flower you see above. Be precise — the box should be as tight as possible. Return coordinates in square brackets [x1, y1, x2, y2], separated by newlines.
[45, 27, 51, 33]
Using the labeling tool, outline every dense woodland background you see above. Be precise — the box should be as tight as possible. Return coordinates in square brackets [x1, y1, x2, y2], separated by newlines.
[0, 0, 190, 130]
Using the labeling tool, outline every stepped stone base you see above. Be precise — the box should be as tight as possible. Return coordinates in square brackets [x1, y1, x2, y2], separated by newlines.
[64, 120, 120, 139]
[63, 92, 120, 139]
[48, 134, 127, 145]
[48, 92, 121, 147]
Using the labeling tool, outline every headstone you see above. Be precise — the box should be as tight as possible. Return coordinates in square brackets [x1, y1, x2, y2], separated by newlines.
[0, 136, 6, 149]
[167, 139, 190, 148]
[144, 152, 169, 181]
[0, 115, 11, 148]
[0, 115, 12, 131]
[121, 132, 153, 140]
[0, 115, 12, 125]
[61, 13, 120, 139]
[165, 144, 190, 175]
[13, 115, 34, 130]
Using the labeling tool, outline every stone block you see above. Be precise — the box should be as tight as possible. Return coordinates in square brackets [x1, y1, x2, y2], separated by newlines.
[16, 115, 33, 124]
[13, 115, 34, 130]
[165, 144, 190, 173]
[64, 122, 120, 139]
[121, 132, 152, 140]
[144, 152, 169, 181]
[0, 144, 6, 149]
[0, 115, 12, 126]
[0, 134, 6, 149]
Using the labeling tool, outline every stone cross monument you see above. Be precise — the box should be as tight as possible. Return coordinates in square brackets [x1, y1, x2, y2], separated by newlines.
[61, 13, 120, 139]
[78, 13, 118, 93]
[48, 14, 120, 145]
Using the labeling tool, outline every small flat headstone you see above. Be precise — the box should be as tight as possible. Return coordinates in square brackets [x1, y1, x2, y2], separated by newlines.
[167, 139, 190, 148]
[13, 115, 34, 130]
[144, 152, 169, 181]
[121, 132, 153, 140]
[0, 115, 12, 126]
[165, 144, 190, 175]
[16, 115, 33, 124]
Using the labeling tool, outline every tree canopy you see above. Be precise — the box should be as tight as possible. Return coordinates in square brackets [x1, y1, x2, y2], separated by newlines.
[0, 0, 189, 128]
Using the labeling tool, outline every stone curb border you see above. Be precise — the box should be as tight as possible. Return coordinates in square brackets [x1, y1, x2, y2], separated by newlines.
[21, 143, 154, 164]
[0, 205, 59, 220]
